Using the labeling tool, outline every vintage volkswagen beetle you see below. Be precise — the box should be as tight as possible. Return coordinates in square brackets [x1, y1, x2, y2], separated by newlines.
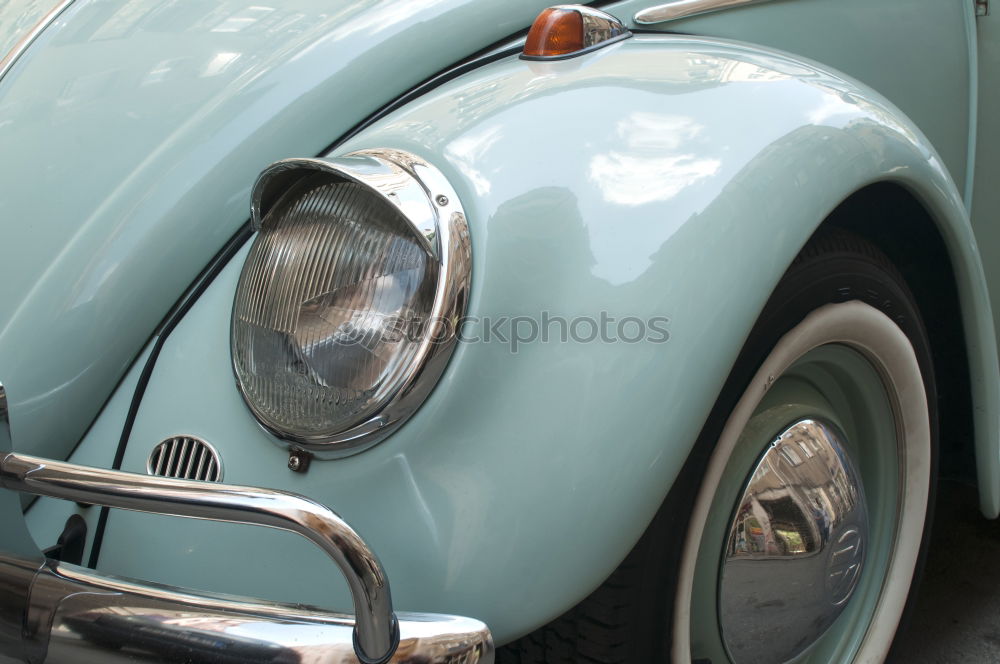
[1, 0, 998, 662]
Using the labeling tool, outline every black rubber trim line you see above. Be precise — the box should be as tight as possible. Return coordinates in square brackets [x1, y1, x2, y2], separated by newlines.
[84, 35, 523, 569]
[86, 0, 623, 568]
[326, 0, 621, 152]
[87, 223, 254, 569]
[84, 38, 518, 569]
[66, 12, 671, 516]
[328, 43, 522, 153]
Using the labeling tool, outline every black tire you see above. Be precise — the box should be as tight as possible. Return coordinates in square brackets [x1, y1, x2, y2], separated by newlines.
[497, 228, 938, 664]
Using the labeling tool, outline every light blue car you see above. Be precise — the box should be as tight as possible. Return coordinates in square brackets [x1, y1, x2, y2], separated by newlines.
[1, 1, 998, 662]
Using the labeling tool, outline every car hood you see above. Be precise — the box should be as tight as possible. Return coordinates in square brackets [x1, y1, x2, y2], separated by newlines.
[0, 0, 551, 461]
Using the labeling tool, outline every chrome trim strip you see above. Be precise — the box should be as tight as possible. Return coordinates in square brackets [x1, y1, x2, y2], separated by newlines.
[0, 452, 398, 663]
[240, 150, 472, 457]
[0, 0, 74, 84]
[21, 559, 493, 664]
[251, 149, 464, 261]
[634, 0, 777, 25]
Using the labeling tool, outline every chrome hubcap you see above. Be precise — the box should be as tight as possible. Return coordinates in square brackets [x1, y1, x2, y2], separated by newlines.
[719, 418, 869, 664]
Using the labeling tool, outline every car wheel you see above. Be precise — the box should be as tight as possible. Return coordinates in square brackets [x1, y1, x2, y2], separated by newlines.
[497, 229, 937, 664]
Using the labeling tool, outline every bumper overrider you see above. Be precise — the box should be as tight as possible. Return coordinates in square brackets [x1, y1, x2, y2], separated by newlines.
[0, 383, 494, 664]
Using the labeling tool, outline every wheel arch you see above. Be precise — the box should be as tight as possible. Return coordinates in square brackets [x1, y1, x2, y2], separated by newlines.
[82, 33, 1000, 648]
[322, 31, 1000, 630]
[820, 181, 997, 516]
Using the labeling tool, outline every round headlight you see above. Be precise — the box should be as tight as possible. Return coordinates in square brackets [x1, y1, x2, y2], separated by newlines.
[232, 150, 470, 456]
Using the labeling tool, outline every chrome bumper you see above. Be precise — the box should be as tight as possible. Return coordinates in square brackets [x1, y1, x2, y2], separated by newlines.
[0, 384, 493, 664]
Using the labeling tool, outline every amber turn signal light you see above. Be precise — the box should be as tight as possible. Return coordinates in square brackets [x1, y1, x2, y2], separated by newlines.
[522, 5, 631, 60]
[524, 8, 585, 57]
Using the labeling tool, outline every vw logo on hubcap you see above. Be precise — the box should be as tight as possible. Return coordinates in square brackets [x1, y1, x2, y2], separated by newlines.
[827, 526, 865, 605]
[719, 419, 869, 664]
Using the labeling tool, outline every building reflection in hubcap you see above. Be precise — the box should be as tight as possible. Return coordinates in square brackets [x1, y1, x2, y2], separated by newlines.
[719, 418, 869, 664]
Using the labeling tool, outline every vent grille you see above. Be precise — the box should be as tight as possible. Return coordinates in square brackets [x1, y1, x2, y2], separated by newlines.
[147, 436, 222, 482]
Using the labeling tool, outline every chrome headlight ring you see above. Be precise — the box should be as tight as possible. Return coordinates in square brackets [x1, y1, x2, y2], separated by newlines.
[232, 149, 471, 458]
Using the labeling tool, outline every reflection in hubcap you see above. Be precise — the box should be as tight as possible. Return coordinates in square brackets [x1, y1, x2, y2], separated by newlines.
[719, 419, 869, 664]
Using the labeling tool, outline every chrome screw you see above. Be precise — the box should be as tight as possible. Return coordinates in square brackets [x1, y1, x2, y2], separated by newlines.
[287, 450, 311, 473]
[435, 194, 449, 206]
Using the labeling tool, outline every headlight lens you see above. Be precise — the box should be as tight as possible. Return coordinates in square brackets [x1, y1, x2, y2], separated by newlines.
[232, 150, 470, 456]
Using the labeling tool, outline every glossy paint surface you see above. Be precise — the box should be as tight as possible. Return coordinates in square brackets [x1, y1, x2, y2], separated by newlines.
[0, 0, 555, 465]
[23, 344, 152, 565]
[96, 35, 998, 643]
[612, 0, 1000, 515]
[613, 0, 976, 207]
[0, 0, 59, 65]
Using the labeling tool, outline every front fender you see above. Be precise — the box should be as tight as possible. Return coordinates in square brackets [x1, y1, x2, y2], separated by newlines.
[84, 34, 999, 644]
[0, 0, 557, 465]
